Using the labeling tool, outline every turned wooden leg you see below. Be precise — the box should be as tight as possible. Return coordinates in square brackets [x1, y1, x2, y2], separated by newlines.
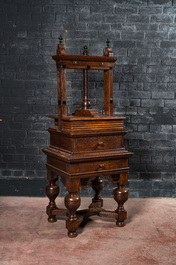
[113, 184, 128, 227]
[91, 176, 104, 207]
[64, 193, 81, 238]
[46, 175, 59, 223]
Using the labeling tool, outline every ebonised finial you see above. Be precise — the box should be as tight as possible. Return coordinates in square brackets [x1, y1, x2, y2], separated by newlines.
[58, 35, 63, 44]
[106, 39, 110, 47]
[83, 45, 88, 55]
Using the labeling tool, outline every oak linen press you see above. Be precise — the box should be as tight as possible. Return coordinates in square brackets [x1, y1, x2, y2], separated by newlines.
[43, 37, 133, 238]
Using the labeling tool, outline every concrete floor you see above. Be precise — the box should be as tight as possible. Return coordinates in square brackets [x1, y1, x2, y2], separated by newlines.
[0, 196, 176, 265]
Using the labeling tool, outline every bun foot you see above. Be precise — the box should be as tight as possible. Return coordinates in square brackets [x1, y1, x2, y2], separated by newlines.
[48, 216, 57, 223]
[116, 221, 125, 227]
[68, 231, 78, 238]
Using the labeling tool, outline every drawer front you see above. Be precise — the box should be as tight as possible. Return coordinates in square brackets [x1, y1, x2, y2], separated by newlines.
[79, 158, 128, 173]
[50, 133, 74, 152]
[47, 156, 66, 172]
[46, 157, 128, 175]
[76, 135, 124, 152]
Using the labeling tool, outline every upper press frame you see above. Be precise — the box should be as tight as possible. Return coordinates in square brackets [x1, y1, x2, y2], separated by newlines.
[52, 38, 117, 130]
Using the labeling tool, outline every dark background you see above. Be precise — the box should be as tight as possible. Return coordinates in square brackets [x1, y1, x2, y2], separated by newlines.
[1, 0, 176, 197]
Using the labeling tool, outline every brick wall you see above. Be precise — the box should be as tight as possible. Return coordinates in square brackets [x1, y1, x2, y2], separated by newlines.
[0, 0, 176, 197]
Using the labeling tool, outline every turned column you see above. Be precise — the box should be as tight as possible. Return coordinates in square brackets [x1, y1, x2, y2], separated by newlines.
[91, 176, 104, 207]
[113, 184, 128, 227]
[64, 193, 81, 238]
[46, 172, 59, 223]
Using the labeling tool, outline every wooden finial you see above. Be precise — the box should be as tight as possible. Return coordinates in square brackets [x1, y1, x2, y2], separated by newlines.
[106, 39, 110, 47]
[83, 45, 88, 55]
[104, 39, 113, 57]
[58, 35, 63, 44]
[57, 35, 65, 55]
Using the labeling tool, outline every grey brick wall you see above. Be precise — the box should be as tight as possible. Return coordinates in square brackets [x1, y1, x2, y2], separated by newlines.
[0, 0, 176, 197]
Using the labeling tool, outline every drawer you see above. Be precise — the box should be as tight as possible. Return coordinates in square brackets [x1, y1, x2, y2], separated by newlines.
[47, 157, 128, 175]
[76, 135, 124, 152]
[47, 156, 66, 172]
[79, 158, 128, 173]
[50, 131, 74, 152]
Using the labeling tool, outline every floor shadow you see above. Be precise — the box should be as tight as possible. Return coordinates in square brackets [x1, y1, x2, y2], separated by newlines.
[126, 198, 148, 224]
[78, 218, 94, 236]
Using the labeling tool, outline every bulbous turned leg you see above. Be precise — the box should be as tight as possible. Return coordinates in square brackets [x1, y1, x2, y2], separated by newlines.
[113, 184, 128, 227]
[91, 176, 104, 207]
[46, 177, 59, 223]
[64, 193, 81, 238]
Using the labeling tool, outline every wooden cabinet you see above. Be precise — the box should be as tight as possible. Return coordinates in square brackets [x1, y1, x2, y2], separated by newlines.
[43, 37, 133, 238]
